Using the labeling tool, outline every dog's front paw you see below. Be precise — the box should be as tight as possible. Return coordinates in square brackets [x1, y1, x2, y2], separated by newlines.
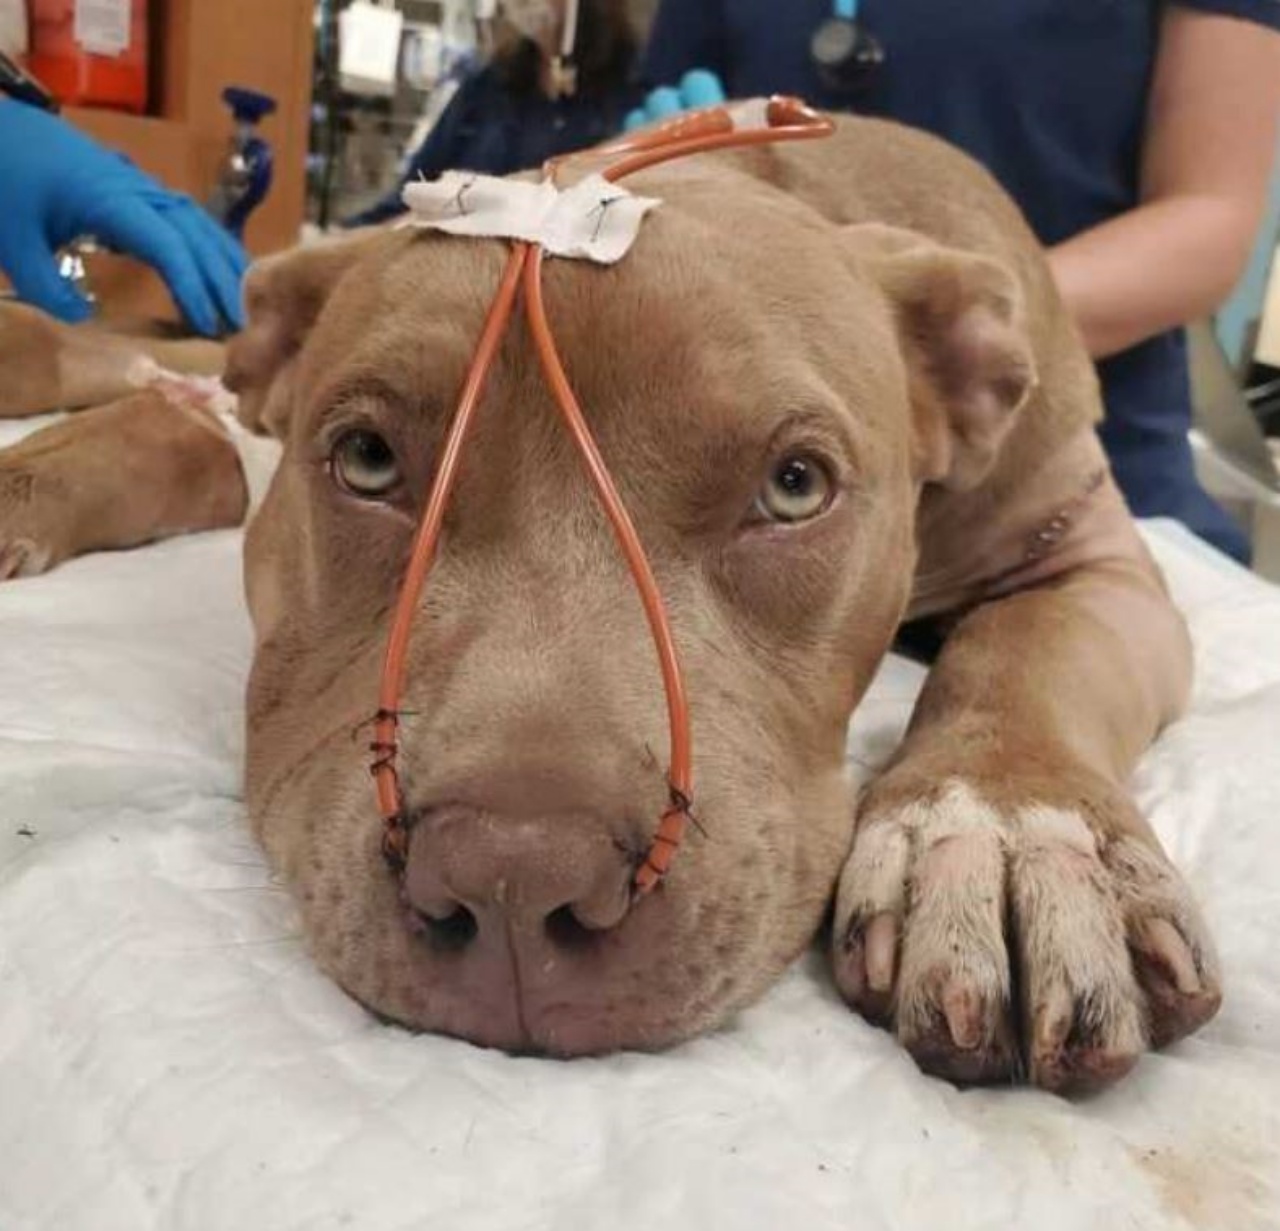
[831, 779, 1221, 1093]
[0, 466, 69, 580]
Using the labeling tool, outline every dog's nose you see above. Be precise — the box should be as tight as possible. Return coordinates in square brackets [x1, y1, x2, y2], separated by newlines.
[402, 806, 633, 949]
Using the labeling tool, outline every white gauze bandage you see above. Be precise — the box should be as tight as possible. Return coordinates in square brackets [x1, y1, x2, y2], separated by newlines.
[399, 172, 661, 265]
[219, 410, 283, 518]
[154, 374, 282, 518]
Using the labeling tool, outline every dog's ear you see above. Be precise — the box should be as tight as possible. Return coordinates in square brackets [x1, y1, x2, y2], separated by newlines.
[843, 223, 1037, 492]
[224, 234, 385, 438]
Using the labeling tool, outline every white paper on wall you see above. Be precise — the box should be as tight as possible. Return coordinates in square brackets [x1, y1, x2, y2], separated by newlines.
[73, 0, 131, 56]
[0, 0, 28, 56]
[339, 0, 405, 96]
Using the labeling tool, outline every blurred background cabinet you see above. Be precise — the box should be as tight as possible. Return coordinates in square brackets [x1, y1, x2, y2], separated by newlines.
[62, 0, 315, 319]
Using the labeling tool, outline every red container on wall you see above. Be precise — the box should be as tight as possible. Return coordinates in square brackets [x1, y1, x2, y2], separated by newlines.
[27, 0, 149, 113]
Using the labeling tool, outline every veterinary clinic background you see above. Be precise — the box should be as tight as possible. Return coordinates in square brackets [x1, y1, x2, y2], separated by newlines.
[2, 0, 1279, 566]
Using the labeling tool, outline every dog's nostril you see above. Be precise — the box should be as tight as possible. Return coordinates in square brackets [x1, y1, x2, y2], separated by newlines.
[418, 905, 479, 952]
[544, 904, 601, 950]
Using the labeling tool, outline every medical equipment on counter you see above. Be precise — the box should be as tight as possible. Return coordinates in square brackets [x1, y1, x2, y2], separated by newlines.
[27, 0, 148, 113]
[207, 87, 278, 240]
[811, 0, 884, 95]
[368, 97, 835, 896]
[311, 0, 476, 226]
[339, 0, 405, 96]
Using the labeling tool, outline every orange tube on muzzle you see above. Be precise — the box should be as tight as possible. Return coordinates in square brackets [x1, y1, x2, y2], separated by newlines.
[370, 97, 835, 897]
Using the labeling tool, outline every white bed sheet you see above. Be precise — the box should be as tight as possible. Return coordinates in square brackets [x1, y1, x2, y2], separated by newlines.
[2, 500, 1279, 1231]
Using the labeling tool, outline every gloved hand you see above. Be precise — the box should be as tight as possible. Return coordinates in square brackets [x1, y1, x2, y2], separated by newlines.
[624, 69, 727, 133]
[0, 100, 247, 335]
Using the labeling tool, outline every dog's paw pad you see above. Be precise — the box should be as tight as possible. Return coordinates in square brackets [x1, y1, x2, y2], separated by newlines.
[1008, 804, 1148, 1093]
[835, 782, 1019, 1082]
[1, 462, 68, 581]
[834, 911, 897, 1024]
[900, 972, 1020, 1084]
[1106, 839, 1223, 1048]
[0, 536, 52, 581]
[832, 781, 1220, 1093]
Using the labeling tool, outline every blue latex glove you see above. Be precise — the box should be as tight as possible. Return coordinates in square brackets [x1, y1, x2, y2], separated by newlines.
[0, 100, 247, 335]
[624, 69, 727, 133]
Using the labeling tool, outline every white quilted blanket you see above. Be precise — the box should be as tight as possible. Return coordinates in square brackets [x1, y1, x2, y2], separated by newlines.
[2, 448, 1279, 1230]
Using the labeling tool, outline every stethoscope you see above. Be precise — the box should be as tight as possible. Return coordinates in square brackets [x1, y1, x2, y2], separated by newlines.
[810, 0, 885, 95]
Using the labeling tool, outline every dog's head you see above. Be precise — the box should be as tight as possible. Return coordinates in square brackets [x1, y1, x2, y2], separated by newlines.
[226, 178, 1032, 1053]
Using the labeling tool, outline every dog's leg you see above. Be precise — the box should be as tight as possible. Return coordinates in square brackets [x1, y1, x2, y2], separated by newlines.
[0, 388, 247, 579]
[832, 523, 1221, 1093]
[0, 301, 225, 418]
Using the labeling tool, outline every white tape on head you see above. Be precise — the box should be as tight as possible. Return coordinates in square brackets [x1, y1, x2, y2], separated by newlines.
[726, 98, 771, 132]
[399, 172, 661, 265]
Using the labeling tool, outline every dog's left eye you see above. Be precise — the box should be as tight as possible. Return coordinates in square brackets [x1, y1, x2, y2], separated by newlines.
[756, 453, 834, 523]
[330, 428, 401, 499]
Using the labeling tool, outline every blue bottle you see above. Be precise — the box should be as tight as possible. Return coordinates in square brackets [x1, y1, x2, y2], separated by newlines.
[208, 86, 278, 238]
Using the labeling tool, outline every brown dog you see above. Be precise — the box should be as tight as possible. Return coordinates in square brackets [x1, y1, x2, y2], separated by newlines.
[0, 116, 1221, 1092]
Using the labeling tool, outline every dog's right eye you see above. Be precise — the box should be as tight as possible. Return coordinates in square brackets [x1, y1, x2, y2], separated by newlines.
[329, 428, 402, 499]
[755, 452, 835, 524]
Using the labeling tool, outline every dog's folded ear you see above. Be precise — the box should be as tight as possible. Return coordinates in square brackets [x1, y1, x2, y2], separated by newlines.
[843, 223, 1037, 492]
[224, 233, 387, 439]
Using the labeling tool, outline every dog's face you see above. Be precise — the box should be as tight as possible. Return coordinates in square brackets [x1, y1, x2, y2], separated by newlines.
[228, 179, 1031, 1053]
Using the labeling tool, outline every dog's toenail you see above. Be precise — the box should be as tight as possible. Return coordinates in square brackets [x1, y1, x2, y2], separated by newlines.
[1138, 917, 1201, 994]
[865, 913, 898, 992]
[941, 983, 983, 1050]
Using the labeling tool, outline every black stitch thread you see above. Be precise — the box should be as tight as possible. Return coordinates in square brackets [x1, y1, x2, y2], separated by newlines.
[587, 196, 619, 243]
[449, 176, 477, 217]
[351, 707, 418, 743]
[367, 740, 399, 776]
[666, 783, 707, 840]
[381, 813, 410, 872]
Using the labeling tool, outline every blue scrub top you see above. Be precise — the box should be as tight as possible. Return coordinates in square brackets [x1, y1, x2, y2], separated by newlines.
[353, 65, 644, 226]
[643, 0, 1280, 560]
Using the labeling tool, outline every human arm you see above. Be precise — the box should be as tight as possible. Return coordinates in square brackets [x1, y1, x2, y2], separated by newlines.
[0, 100, 247, 336]
[1048, 6, 1280, 359]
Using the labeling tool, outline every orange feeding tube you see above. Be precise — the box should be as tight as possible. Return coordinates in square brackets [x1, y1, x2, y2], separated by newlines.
[371, 98, 835, 896]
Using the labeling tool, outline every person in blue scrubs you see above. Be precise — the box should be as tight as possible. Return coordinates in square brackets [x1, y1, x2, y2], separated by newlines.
[641, 1, 1280, 560]
[353, 0, 643, 225]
